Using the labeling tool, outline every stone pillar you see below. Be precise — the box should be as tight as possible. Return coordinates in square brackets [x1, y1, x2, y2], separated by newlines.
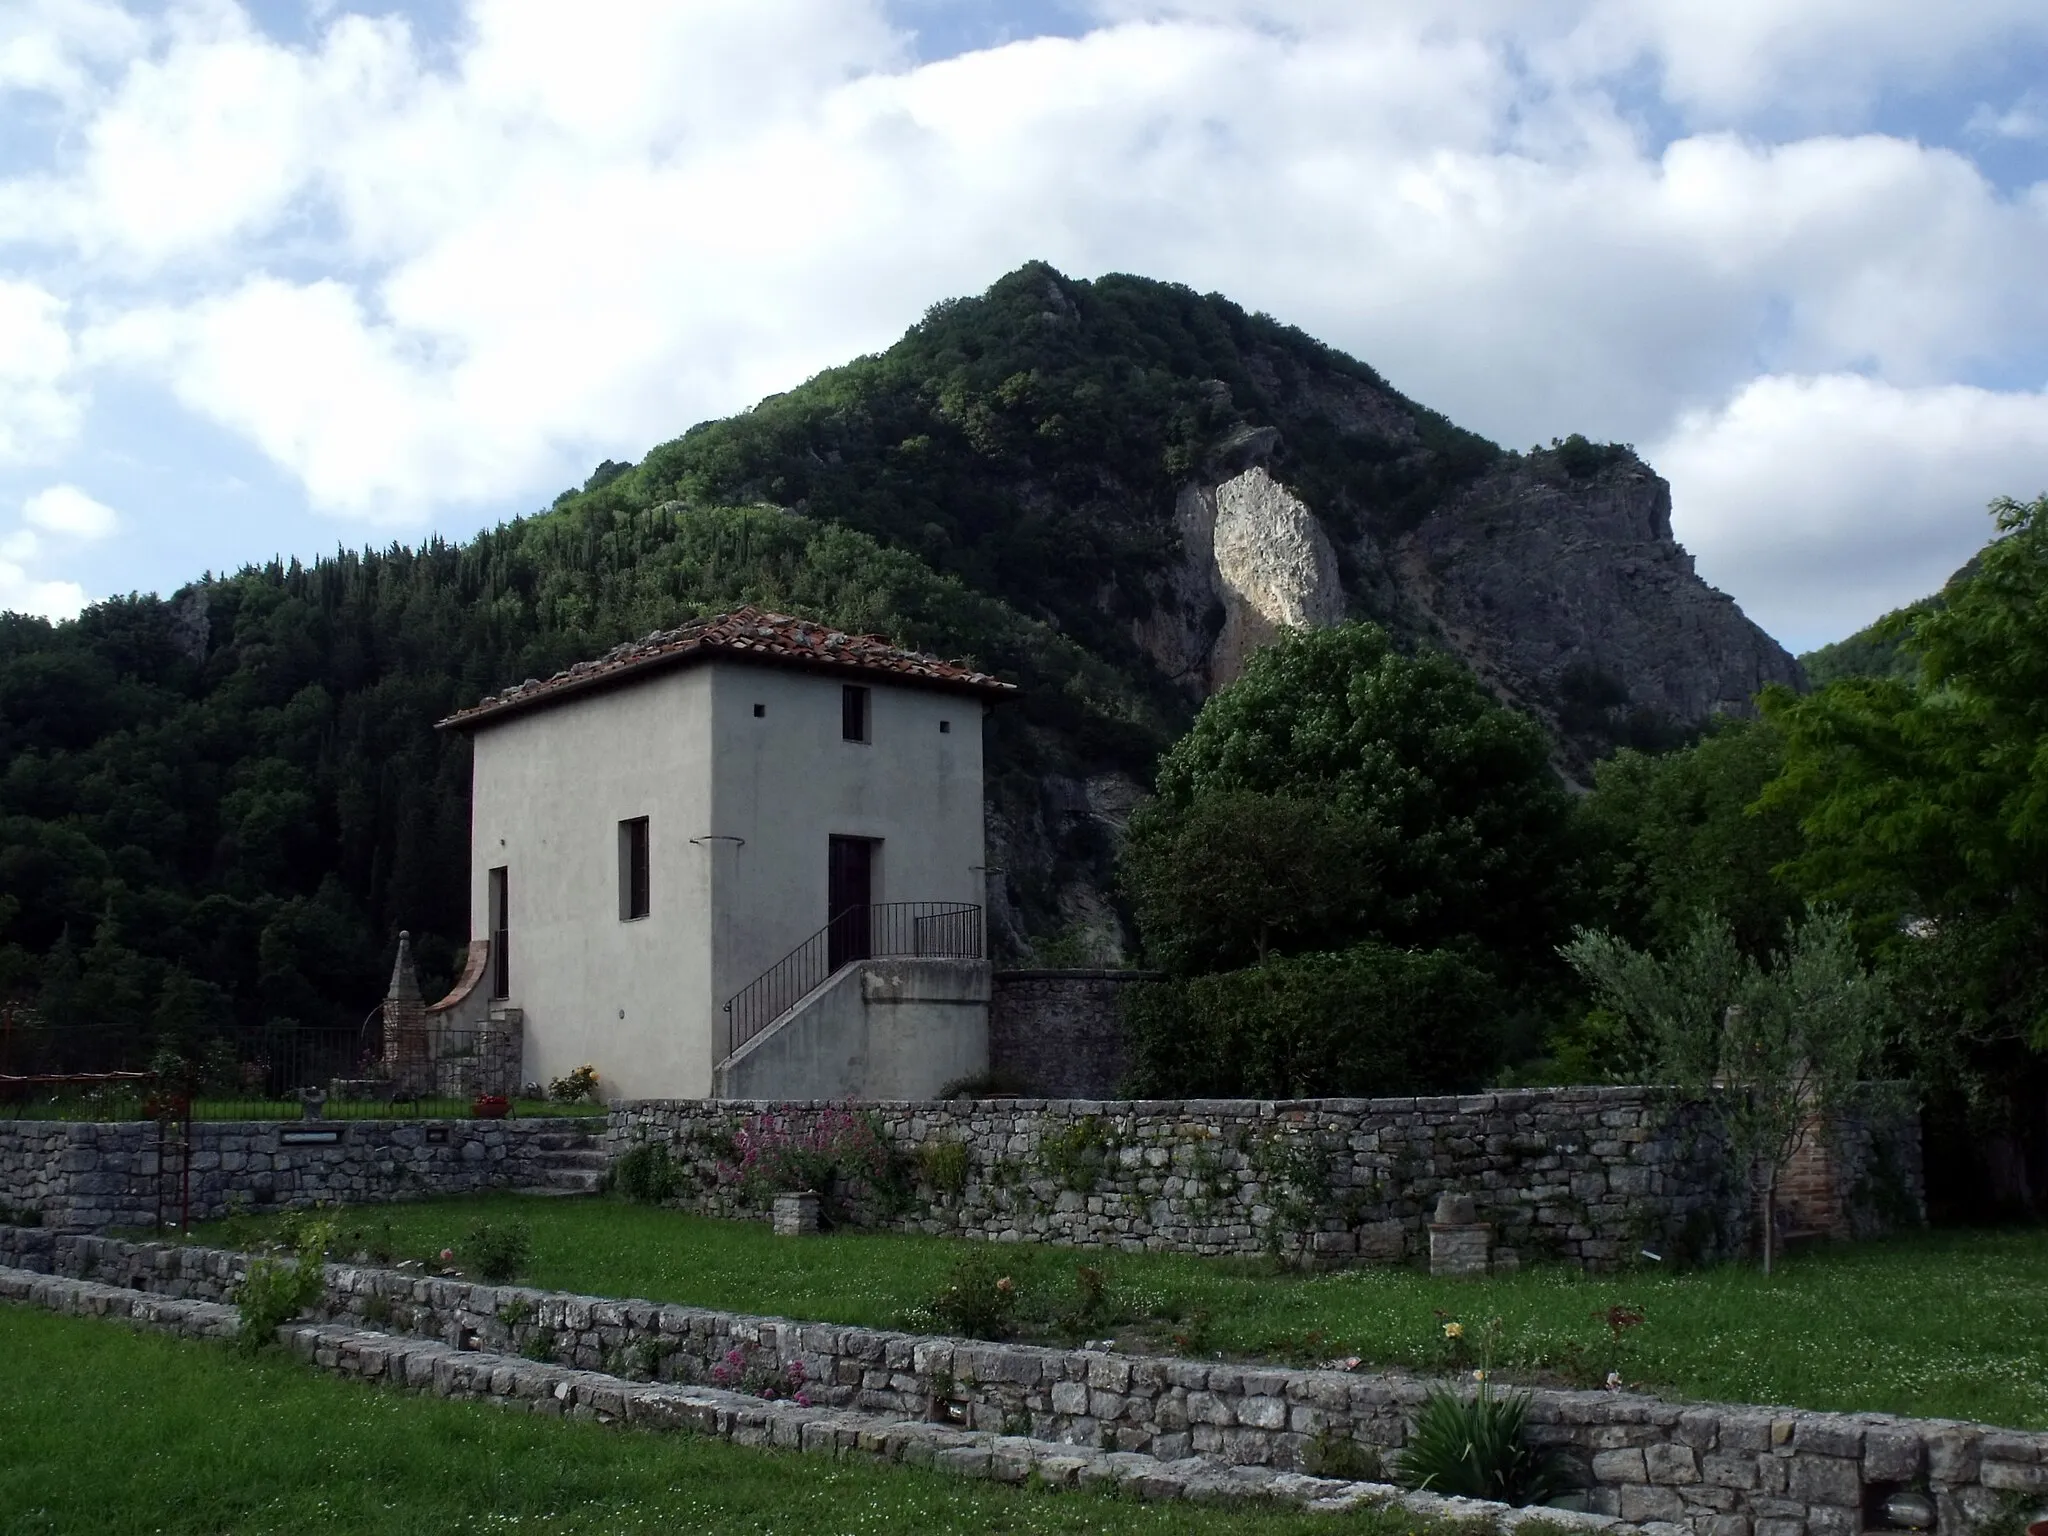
[381, 931, 432, 1099]
[773, 1190, 821, 1237]
[1429, 1192, 1493, 1278]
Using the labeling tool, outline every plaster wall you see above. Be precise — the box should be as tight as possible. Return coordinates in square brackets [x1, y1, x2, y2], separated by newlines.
[469, 667, 715, 1099]
[705, 663, 988, 1055]
[465, 659, 988, 1099]
[716, 958, 990, 1100]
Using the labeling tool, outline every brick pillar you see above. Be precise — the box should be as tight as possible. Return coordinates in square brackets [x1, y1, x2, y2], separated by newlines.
[381, 930, 431, 1098]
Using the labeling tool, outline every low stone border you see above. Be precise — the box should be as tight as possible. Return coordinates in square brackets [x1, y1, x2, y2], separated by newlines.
[0, 1264, 1630, 1530]
[4, 1224, 2043, 1536]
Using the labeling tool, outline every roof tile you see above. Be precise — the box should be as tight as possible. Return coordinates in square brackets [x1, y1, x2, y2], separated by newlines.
[438, 606, 1016, 730]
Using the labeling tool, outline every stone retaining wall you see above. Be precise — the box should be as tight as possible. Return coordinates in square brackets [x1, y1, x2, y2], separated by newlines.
[2, 1225, 2033, 1536]
[988, 970, 1154, 1097]
[0, 1117, 591, 1231]
[606, 1091, 1923, 1271]
[0, 1263, 1609, 1531]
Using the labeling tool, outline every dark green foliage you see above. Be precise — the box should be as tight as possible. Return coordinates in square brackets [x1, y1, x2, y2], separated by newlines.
[1761, 495, 2048, 1213]
[1131, 623, 1580, 978]
[1122, 943, 1502, 1099]
[609, 1142, 683, 1204]
[1121, 789, 1378, 973]
[234, 1217, 333, 1352]
[0, 501, 1163, 1034]
[462, 1220, 533, 1283]
[1037, 1116, 1113, 1193]
[1396, 1385, 1568, 1506]
[923, 1251, 1019, 1340]
[1800, 610, 1926, 686]
[1546, 433, 1632, 481]
[1579, 718, 1806, 959]
[916, 1140, 970, 1196]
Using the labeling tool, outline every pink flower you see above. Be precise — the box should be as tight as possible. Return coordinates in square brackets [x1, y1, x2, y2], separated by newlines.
[439, 1248, 454, 1263]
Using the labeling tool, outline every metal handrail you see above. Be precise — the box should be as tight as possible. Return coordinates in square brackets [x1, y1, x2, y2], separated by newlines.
[722, 901, 983, 1057]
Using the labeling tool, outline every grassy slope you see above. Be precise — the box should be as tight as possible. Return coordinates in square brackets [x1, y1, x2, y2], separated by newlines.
[0, 1306, 1409, 1536]
[192, 1196, 2048, 1430]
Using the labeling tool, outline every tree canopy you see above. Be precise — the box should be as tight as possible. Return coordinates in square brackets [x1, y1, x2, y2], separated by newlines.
[1125, 621, 1581, 978]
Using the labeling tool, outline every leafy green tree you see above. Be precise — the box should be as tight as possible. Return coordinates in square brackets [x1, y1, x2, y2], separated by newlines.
[1563, 908, 1893, 1273]
[1127, 622, 1580, 976]
[1760, 494, 2048, 1211]
[1123, 942, 1501, 1099]
[1579, 718, 1805, 958]
[1120, 789, 1375, 973]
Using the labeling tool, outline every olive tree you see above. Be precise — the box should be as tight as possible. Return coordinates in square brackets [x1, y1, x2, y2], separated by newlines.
[1562, 907, 1893, 1273]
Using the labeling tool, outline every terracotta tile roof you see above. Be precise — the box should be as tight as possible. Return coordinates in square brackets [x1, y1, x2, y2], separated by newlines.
[438, 606, 1018, 731]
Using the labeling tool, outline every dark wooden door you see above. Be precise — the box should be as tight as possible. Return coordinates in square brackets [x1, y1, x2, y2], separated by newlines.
[827, 836, 873, 969]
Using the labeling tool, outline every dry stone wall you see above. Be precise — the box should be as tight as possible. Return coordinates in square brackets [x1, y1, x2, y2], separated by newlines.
[2, 1226, 2033, 1536]
[606, 1090, 1922, 1271]
[0, 1117, 591, 1232]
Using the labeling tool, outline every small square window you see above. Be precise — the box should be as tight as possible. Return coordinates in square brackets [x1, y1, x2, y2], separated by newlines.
[939, 720, 951, 734]
[753, 702, 766, 718]
[841, 685, 870, 743]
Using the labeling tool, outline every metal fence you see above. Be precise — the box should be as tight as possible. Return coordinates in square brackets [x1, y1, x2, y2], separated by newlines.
[723, 901, 982, 1057]
[0, 1014, 550, 1122]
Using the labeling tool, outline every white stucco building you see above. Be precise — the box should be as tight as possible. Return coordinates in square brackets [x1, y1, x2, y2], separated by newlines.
[430, 608, 1014, 1101]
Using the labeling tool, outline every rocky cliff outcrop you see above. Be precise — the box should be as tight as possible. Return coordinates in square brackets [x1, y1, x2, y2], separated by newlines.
[1399, 452, 1803, 777]
[1123, 349, 1800, 784]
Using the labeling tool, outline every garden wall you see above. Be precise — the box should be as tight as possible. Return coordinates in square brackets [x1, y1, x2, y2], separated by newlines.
[605, 1090, 1924, 1271]
[987, 970, 1154, 1097]
[0, 1117, 595, 1232]
[2, 1226, 2034, 1536]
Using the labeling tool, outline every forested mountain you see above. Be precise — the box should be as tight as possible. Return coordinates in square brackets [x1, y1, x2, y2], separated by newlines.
[0, 263, 1795, 1040]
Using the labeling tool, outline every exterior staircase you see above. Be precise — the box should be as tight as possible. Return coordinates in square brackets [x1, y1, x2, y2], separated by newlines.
[516, 1126, 607, 1196]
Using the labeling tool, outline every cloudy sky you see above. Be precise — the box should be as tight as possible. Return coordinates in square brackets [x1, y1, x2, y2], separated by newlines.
[2, 1, 2045, 652]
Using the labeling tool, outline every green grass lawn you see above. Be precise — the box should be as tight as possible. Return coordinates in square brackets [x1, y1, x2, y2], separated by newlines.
[0, 1306, 1424, 1536]
[185, 1196, 2048, 1431]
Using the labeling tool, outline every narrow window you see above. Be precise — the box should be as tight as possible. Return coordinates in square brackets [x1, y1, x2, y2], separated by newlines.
[618, 817, 650, 921]
[753, 702, 766, 718]
[488, 866, 510, 999]
[841, 684, 870, 743]
[939, 719, 951, 734]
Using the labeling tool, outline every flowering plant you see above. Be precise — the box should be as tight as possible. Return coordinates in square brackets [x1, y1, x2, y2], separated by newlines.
[716, 1108, 900, 1212]
[709, 1344, 812, 1406]
[548, 1065, 600, 1104]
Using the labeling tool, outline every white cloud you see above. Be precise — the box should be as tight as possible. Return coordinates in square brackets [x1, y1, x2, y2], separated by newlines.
[0, 0, 144, 103]
[0, 280, 82, 464]
[0, 558, 88, 620]
[3, 0, 2048, 644]
[1968, 91, 2048, 142]
[24, 483, 119, 539]
[1654, 374, 2048, 650]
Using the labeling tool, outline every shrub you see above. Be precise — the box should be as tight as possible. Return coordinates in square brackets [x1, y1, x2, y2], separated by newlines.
[717, 1109, 906, 1213]
[917, 1140, 970, 1196]
[609, 1141, 682, 1203]
[1396, 1384, 1568, 1506]
[1303, 1429, 1383, 1482]
[548, 1065, 600, 1104]
[924, 1251, 1019, 1340]
[1122, 942, 1502, 1099]
[934, 1068, 1027, 1100]
[710, 1343, 812, 1404]
[235, 1217, 334, 1353]
[462, 1221, 533, 1283]
[1038, 1116, 1112, 1192]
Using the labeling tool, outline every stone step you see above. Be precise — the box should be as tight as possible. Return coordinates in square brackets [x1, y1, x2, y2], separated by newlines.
[537, 1149, 608, 1170]
[531, 1132, 600, 1151]
[0, 1263, 1623, 1533]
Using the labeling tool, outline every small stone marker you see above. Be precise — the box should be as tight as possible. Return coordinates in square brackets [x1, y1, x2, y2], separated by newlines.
[1428, 1191, 1492, 1277]
[772, 1190, 821, 1237]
